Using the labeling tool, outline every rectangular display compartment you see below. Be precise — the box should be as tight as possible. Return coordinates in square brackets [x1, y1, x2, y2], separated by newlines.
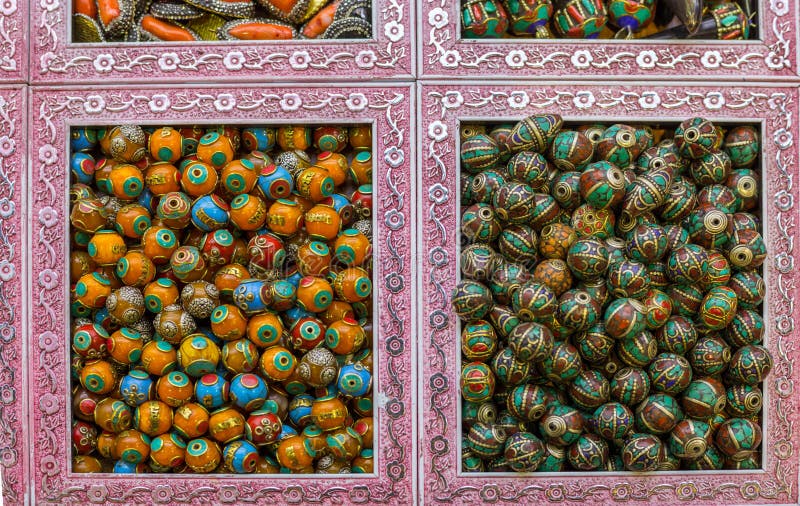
[0, 1, 27, 82]
[30, 1, 413, 84]
[418, 81, 800, 505]
[28, 83, 415, 504]
[0, 85, 27, 505]
[418, 0, 799, 80]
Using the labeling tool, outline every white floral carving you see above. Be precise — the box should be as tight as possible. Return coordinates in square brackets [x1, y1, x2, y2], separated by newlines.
[428, 183, 449, 205]
[700, 51, 722, 68]
[148, 94, 170, 113]
[636, 50, 657, 69]
[770, 0, 789, 16]
[212, 94, 236, 112]
[0, 260, 14, 282]
[573, 91, 595, 109]
[39, 0, 57, 13]
[428, 8, 449, 29]
[505, 50, 528, 69]
[774, 128, 793, 149]
[345, 93, 368, 112]
[0, 0, 16, 16]
[384, 20, 405, 42]
[223, 51, 245, 71]
[39, 52, 57, 72]
[571, 50, 593, 69]
[355, 50, 377, 69]
[37, 269, 57, 290]
[279, 93, 302, 112]
[0, 135, 14, 157]
[765, 51, 788, 69]
[638, 91, 661, 109]
[0, 197, 13, 219]
[157, 52, 180, 72]
[442, 91, 464, 109]
[427, 121, 448, 142]
[38, 145, 57, 165]
[703, 92, 725, 110]
[83, 95, 105, 114]
[440, 50, 462, 69]
[37, 207, 58, 228]
[288, 51, 311, 70]
[92, 54, 115, 73]
[385, 146, 405, 168]
[507, 91, 530, 110]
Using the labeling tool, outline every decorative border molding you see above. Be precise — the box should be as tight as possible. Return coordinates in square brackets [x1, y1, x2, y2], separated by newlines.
[420, 0, 798, 79]
[31, 1, 412, 84]
[29, 84, 414, 505]
[419, 82, 799, 505]
[0, 86, 26, 505]
[0, 0, 26, 82]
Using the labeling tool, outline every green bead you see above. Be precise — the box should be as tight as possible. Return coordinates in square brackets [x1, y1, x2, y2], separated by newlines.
[461, 320, 498, 362]
[681, 377, 727, 419]
[725, 384, 762, 417]
[728, 270, 765, 309]
[569, 369, 610, 410]
[460, 362, 496, 403]
[684, 205, 730, 250]
[674, 117, 721, 160]
[667, 283, 704, 318]
[490, 347, 531, 386]
[507, 322, 554, 363]
[607, 0, 654, 32]
[593, 402, 634, 441]
[685, 444, 725, 470]
[550, 171, 582, 211]
[726, 168, 759, 211]
[505, 114, 563, 154]
[607, 259, 650, 299]
[574, 324, 614, 364]
[626, 223, 668, 263]
[498, 224, 538, 263]
[697, 184, 738, 213]
[727, 228, 766, 271]
[623, 166, 674, 218]
[557, 289, 600, 331]
[635, 393, 683, 434]
[549, 130, 594, 171]
[466, 422, 507, 458]
[603, 297, 647, 340]
[621, 433, 661, 471]
[654, 315, 697, 355]
[451, 280, 493, 322]
[617, 330, 657, 368]
[658, 177, 697, 223]
[690, 150, 731, 185]
[503, 432, 545, 472]
[668, 419, 712, 459]
[540, 342, 583, 383]
[698, 286, 738, 330]
[460, 243, 497, 282]
[489, 261, 530, 305]
[461, 134, 501, 172]
[723, 125, 760, 168]
[648, 353, 692, 394]
[715, 418, 762, 461]
[725, 344, 773, 386]
[488, 305, 519, 339]
[462, 454, 485, 472]
[506, 384, 548, 421]
[610, 367, 651, 406]
[462, 399, 498, 428]
[538, 443, 567, 471]
[596, 124, 644, 170]
[566, 237, 609, 280]
[642, 289, 672, 330]
[507, 151, 549, 188]
[469, 169, 507, 204]
[700, 250, 731, 290]
[579, 161, 626, 210]
[667, 243, 708, 284]
[724, 308, 764, 347]
[689, 336, 731, 376]
[571, 204, 616, 239]
[567, 433, 608, 471]
[512, 281, 557, 322]
[461, 203, 502, 243]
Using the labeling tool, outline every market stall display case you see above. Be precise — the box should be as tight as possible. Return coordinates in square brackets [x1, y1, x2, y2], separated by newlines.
[0, 0, 27, 82]
[419, 81, 799, 505]
[419, 0, 799, 80]
[28, 83, 415, 504]
[30, 0, 413, 84]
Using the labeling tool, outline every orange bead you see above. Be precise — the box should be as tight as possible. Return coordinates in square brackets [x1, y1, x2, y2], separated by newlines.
[114, 203, 152, 238]
[221, 339, 260, 373]
[208, 407, 246, 443]
[150, 433, 187, 468]
[213, 263, 249, 300]
[254, 456, 281, 473]
[135, 400, 173, 437]
[304, 204, 341, 241]
[142, 226, 179, 264]
[267, 199, 304, 236]
[221, 159, 258, 195]
[314, 152, 348, 186]
[333, 267, 372, 303]
[324, 317, 366, 355]
[296, 276, 334, 313]
[71, 251, 97, 284]
[88, 230, 127, 266]
[318, 300, 355, 325]
[170, 245, 207, 283]
[173, 402, 210, 440]
[102, 125, 147, 163]
[333, 229, 371, 266]
[197, 132, 235, 169]
[180, 161, 218, 197]
[259, 346, 297, 381]
[157, 371, 195, 407]
[349, 151, 372, 185]
[73, 455, 104, 473]
[277, 126, 312, 151]
[296, 241, 331, 277]
[177, 335, 221, 377]
[157, 192, 193, 229]
[247, 312, 284, 348]
[229, 194, 267, 231]
[143, 278, 180, 313]
[74, 272, 112, 308]
[93, 158, 116, 193]
[80, 359, 118, 395]
[71, 198, 109, 233]
[184, 437, 221, 473]
[96, 431, 117, 458]
[349, 126, 372, 151]
[141, 14, 197, 41]
[311, 395, 348, 431]
[145, 162, 182, 195]
[301, 1, 338, 38]
[116, 251, 156, 287]
[93, 397, 132, 433]
[352, 416, 374, 449]
[210, 304, 248, 341]
[115, 429, 151, 464]
[149, 126, 184, 163]
[141, 340, 178, 376]
[296, 167, 335, 202]
[108, 164, 145, 200]
[276, 435, 315, 470]
[107, 327, 143, 365]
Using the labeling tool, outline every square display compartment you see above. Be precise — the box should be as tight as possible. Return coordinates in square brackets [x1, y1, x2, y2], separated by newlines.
[0, 1, 27, 82]
[0, 85, 27, 505]
[31, 1, 413, 84]
[28, 83, 415, 504]
[419, 0, 798, 80]
[418, 81, 799, 504]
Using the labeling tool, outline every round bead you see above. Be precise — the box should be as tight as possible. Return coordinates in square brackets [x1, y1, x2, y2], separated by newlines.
[466, 422, 507, 458]
[699, 286, 738, 331]
[723, 125, 759, 168]
[107, 327, 143, 364]
[461, 134, 500, 172]
[461, 362, 496, 403]
[569, 369, 609, 410]
[208, 407, 246, 443]
[726, 344, 772, 386]
[223, 439, 259, 474]
[451, 280, 493, 322]
[715, 418, 762, 460]
[635, 393, 683, 434]
[532, 259, 572, 296]
[185, 437, 222, 473]
[725, 309, 764, 347]
[333, 267, 372, 303]
[491, 347, 531, 385]
[538, 223, 577, 260]
[567, 433, 608, 471]
[178, 335, 221, 377]
[579, 161, 626, 209]
[504, 432, 545, 472]
[550, 130, 594, 171]
[574, 324, 614, 364]
[566, 237, 609, 280]
[325, 317, 366, 355]
[539, 403, 583, 446]
[610, 367, 651, 406]
[681, 376, 727, 419]
[621, 433, 661, 471]
[728, 270, 765, 309]
[685, 205, 729, 250]
[571, 204, 615, 239]
[726, 384, 763, 417]
[648, 353, 692, 394]
[690, 150, 731, 185]
[258, 346, 297, 382]
[689, 335, 731, 376]
[156, 371, 194, 407]
[540, 341, 583, 383]
[604, 298, 646, 340]
[508, 321, 553, 363]
[141, 340, 177, 376]
[135, 400, 173, 437]
[156, 192, 193, 229]
[557, 289, 600, 331]
[150, 433, 187, 468]
[153, 304, 196, 344]
[642, 289, 672, 329]
[80, 359, 118, 395]
[337, 362, 372, 398]
[617, 330, 657, 368]
[674, 117, 721, 159]
[593, 402, 634, 441]
[173, 403, 210, 440]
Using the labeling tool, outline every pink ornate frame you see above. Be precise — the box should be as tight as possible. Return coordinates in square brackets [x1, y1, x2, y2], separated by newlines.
[419, 0, 799, 80]
[0, 0, 26, 82]
[28, 84, 415, 504]
[31, 1, 413, 84]
[0, 86, 27, 505]
[419, 82, 799, 504]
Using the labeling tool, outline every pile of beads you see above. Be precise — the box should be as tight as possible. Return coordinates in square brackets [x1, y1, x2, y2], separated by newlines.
[72, 0, 371, 43]
[70, 122, 375, 474]
[454, 115, 771, 472]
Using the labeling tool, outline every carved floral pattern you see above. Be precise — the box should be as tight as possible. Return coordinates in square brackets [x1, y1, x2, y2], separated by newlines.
[32, 0, 409, 83]
[423, 0, 796, 78]
[421, 83, 799, 504]
[0, 0, 25, 80]
[30, 86, 413, 504]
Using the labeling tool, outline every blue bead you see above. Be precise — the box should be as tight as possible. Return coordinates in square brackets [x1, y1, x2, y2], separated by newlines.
[119, 370, 154, 406]
[243, 127, 276, 152]
[283, 305, 312, 329]
[113, 460, 139, 473]
[71, 152, 96, 184]
[194, 373, 230, 410]
[137, 188, 156, 213]
[71, 127, 98, 152]
[288, 394, 314, 427]
[232, 279, 270, 316]
[223, 439, 259, 473]
[286, 269, 303, 288]
[229, 373, 268, 412]
[191, 195, 230, 232]
[337, 363, 372, 397]
[256, 164, 294, 200]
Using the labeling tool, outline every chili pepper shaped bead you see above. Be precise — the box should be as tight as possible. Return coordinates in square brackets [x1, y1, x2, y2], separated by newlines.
[725, 344, 773, 386]
[610, 367, 650, 406]
[579, 161, 626, 210]
[504, 114, 563, 154]
[552, 0, 607, 38]
[593, 402, 634, 441]
[568, 433, 608, 470]
[566, 237, 609, 280]
[621, 433, 661, 471]
[689, 335, 731, 376]
[674, 117, 722, 159]
[715, 418, 762, 461]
